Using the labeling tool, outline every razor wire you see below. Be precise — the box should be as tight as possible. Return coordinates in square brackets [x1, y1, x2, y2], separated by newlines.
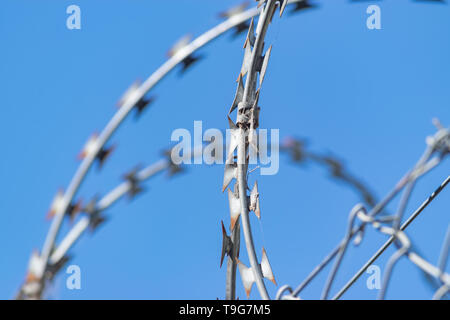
[16, 0, 448, 300]
[222, 0, 284, 301]
[17, 137, 383, 300]
[223, 0, 449, 301]
[16, 0, 309, 300]
[17, 135, 387, 299]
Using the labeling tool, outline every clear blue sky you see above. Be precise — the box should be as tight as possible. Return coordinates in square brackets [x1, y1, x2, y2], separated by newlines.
[0, 0, 449, 299]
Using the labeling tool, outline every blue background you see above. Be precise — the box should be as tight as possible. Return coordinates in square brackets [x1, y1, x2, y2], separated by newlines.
[0, 0, 449, 299]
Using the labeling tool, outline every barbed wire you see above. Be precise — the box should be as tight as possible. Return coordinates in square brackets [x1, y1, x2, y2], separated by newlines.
[15, 2, 265, 300]
[16, 131, 385, 299]
[280, 137, 382, 209]
[223, 0, 449, 301]
[16, 0, 447, 299]
[16, 0, 312, 300]
[17, 135, 382, 300]
[221, 0, 289, 301]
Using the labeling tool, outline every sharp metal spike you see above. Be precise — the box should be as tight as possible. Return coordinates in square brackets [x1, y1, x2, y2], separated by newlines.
[90, 215, 106, 232]
[237, 259, 255, 298]
[232, 21, 251, 37]
[47, 255, 71, 281]
[167, 34, 192, 58]
[244, 18, 256, 48]
[248, 128, 259, 155]
[123, 167, 144, 199]
[46, 189, 65, 219]
[254, 88, 260, 106]
[67, 199, 83, 222]
[223, 163, 238, 192]
[134, 96, 155, 119]
[96, 145, 115, 169]
[228, 115, 238, 130]
[180, 54, 203, 74]
[77, 133, 115, 169]
[77, 133, 100, 160]
[240, 42, 253, 79]
[279, 0, 288, 17]
[248, 90, 260, 154]
[236, 249, 276, 298]
[269, 2, 276, 23]
[84, 197, 97, 216]
[167, 34, 203, 74]
[227, 188, 241, 230]
[47, 192, 81, 222]
[84, 197, 106, 232]
[226, 117, 240, 164]
[290, 0, 316, 14]
[229, 75, 245, 114]
[117, 80, 141, 108]
[26, 250, 44, 283]
[219, 2, 249, 19]
[163, 149, 185, 177]
[261, 248, 276, 285]
[220, 2, 252, 37]
[249, 181, 261, 218]
[259, 45, 272, 87]
[220, 220, 233, 268]
[256, 0, 267, 9]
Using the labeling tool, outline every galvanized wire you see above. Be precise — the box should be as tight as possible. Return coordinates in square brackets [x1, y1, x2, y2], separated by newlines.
[16, 0, 447, 300]
[16, 0, 308, 300]
[16, 2, 269, 300]
[276, 125, 450, 300]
